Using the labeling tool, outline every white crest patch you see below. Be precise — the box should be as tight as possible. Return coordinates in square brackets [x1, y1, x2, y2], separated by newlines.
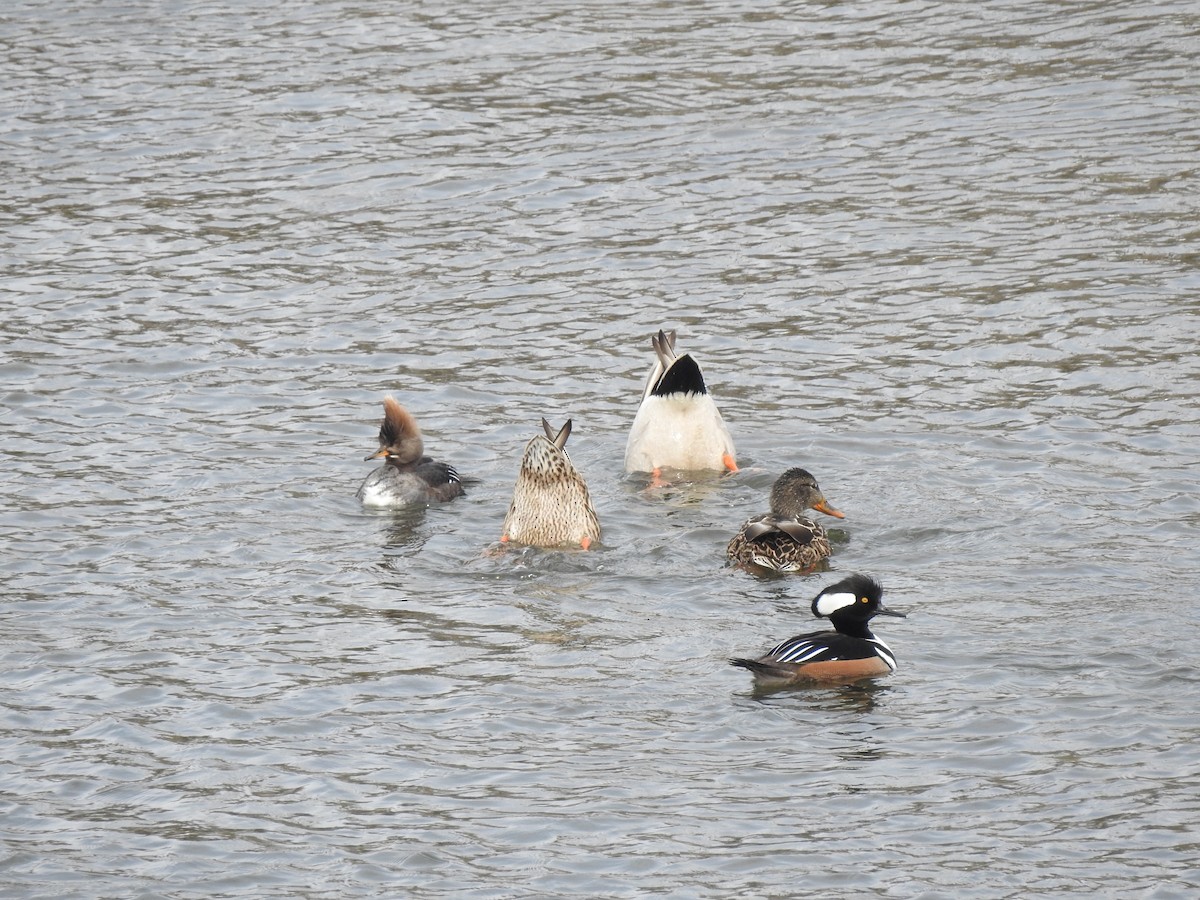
[815, 590, 857, 618]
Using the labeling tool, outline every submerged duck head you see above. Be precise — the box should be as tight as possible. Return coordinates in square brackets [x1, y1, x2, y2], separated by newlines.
[365, 396, 425, 467]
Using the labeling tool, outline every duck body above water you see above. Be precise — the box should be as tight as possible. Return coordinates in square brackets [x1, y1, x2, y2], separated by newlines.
[356, 396, 465, 508]
[726, 468, 843, 573]
[730, 574, 906, 687]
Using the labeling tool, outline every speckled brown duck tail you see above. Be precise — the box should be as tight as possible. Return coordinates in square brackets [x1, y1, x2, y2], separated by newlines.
[501, 418, 601, 550]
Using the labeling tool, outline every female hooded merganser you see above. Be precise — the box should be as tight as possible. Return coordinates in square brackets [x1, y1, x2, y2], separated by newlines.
[501, 419, 601, 550]
[730, 574, 905, 686]
[726, 468, 844, 573]
[356, 396, 465, 508]
[623, 329, 738, 477]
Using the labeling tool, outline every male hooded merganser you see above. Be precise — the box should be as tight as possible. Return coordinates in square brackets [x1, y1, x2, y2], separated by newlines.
[726, 468, 844, 573]
[623, 329, 738, 477]
[501, 419, 601, 550]
[730, 574, 905, 686]
[356, 396, 465, 508]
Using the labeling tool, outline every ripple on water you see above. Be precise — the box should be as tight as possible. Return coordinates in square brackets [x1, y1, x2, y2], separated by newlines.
[3, 0, 1200, 896]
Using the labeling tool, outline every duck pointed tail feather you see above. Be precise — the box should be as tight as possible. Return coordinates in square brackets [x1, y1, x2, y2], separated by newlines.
[729, 657, 792, 679]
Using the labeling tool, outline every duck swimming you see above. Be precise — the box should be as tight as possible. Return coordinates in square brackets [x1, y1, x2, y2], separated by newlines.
[501, 419, 601, 550]
[623, 329, 737, 477]
[730, 574, 906, 687]
[726, 468, 844, 573]
[356, 396, 465, 508]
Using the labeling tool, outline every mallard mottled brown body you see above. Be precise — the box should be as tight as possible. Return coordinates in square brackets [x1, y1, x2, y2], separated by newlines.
[726, 468, 843, 573]
[502, 419, 601, 550]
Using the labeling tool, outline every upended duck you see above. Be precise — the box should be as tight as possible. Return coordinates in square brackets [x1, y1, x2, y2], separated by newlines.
[624, 329, 737, 476]
[357, 396, 465, 508]
[726, 468, 844, 573]
[501, 419, 601, 550]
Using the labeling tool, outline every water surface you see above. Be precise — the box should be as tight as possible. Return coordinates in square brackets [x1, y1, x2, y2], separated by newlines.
[3, 0, 1199, 897]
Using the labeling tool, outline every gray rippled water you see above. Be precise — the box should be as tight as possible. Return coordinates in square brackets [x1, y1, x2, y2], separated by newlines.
[3, 0, 1199, 897]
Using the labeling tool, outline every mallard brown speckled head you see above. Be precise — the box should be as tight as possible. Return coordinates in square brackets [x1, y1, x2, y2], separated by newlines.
[769, 467, 844, 520]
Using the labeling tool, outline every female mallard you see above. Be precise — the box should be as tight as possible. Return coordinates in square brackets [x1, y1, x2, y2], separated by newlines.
[501, 419, 601, 550]
[356, 396, 465, 508]
[726, 468, 844, 573]
[623, 329, 737, 476]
